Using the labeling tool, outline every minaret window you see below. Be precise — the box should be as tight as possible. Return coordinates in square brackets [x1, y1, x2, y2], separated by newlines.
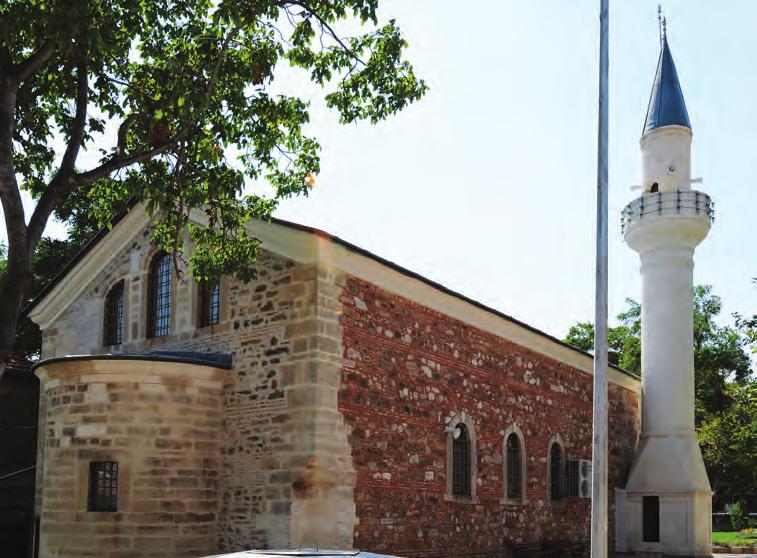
[148, 251, 172, 338]
[103, 281, 125, 346]
[650, 183, 659, 193]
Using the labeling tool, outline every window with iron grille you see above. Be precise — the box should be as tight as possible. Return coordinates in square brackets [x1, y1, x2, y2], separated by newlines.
[567, 459, 579, 498]
[148, 252, 172, 338]
[88, 461, 118, 512]
[506, 433, 522, 499]
[452, 424, 471, 497]
[103, 281, 124, 346]
[642, 496, 660, 542]
[199, 279, 220, 327]
[549, 442, 563, 500]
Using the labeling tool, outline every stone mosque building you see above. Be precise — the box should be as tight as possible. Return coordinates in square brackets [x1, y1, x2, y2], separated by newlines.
[26, 30, 712, 558]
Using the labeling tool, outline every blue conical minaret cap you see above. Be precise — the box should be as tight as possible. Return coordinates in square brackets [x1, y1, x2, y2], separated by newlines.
[643, 35, 691, 134]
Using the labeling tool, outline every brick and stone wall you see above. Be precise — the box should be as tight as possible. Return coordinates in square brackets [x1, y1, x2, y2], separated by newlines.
[338, 276, 640, 558]
[37, 230, 357, 555]
[34, 358, 225, 558]
[33, 216, 640, 558]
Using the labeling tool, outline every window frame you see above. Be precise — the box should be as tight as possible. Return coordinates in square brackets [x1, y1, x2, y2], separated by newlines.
[87, 461, 118, 512]
[445, 412, 477, 502]
[147, 251, 173, 338]
[504, 431, 525, 501]
[198, 278, 221, 328]
[548, 438, 565, 501]
[103, 280, 125, 346]
[452, 424, 471, 497]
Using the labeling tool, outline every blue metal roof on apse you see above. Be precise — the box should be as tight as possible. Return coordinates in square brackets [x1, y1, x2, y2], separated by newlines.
[643, 36, 691, 134]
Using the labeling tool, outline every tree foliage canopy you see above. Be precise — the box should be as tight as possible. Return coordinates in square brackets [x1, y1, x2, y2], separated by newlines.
[564, 285, 756, 500]
[0, 0, 427, 367]
[565, 285, 753, 421]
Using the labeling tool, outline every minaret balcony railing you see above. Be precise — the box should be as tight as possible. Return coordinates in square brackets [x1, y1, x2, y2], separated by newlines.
[621, 190, 714, 235]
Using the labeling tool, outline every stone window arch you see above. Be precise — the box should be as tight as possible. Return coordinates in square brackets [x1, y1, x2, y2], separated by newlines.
[147, 251, 172, 338]
[547, 434, 566, 501]
[103, 280, 125, 346]
[503, 424, 527, 502]
[446, 412, 477, 501]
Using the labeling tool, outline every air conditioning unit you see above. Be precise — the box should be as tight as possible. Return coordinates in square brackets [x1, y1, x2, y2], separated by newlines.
[567, 459, 592, 499]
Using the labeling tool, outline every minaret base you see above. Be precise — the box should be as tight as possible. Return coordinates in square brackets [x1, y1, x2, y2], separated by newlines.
[616, 489, 712, 557]
[616, 434, 712, 557]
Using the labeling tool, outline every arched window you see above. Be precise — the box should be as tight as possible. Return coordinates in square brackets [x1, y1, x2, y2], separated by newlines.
[148, 252, 172, 338]
[549, 442, 564, 500]
[103, 281, 125, 346]
[506, 433, 522, 500]
[199, 278, 220, 327]
[650, 182, 659, 193]
[452, 423, 471, 497]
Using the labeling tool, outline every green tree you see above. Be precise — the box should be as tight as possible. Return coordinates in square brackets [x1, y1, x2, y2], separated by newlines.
[0, 0, 427, 375]
[565, 285, 753, 423]
[699, 382, 757, 507]
[565, 286, 756, 501]
[564, 299, 641, 374]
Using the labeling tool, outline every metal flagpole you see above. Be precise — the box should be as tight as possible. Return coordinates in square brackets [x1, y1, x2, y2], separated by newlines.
[591, 1, 609, 558]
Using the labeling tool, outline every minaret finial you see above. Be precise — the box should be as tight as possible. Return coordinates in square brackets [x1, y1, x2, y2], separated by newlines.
[658, 5, 667, 44]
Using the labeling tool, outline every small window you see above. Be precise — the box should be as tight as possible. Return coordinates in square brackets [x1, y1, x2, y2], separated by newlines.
[549, 442, 564, 500]
[506, 433, 522, 500]
[88, 461, 118, 512]
[103, 281, 125, 346]
[148, 252, 172, 338]
[199, 279, 220, 327]
[643, 496, 660, 542]
[650, 182, 659, 193]
[452, 424, 471, 497]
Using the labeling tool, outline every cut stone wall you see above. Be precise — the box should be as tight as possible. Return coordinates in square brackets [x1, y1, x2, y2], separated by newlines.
[37, 228, 357, 554]
[338, 276, 640, 558]
[35, 358, 225, 558]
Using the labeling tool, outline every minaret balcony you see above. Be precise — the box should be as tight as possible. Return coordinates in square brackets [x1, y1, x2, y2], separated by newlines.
[621, 190, 714, 237]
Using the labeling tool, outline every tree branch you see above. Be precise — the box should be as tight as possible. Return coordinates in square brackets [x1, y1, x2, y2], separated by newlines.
[27, 61, 88, 249]
[75, 142, 177, 185]
[277, 1, 366, 65]
[13, 41, 55, 82]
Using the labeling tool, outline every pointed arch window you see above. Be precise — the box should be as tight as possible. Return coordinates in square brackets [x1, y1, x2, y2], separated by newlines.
[549, 442, 564, 501]
[103, 281, 125, 346]
[199, 278, 220, 327]
[452, 423, 472, 497]
[148, 252, 172, 338]
[506, 433, 523, 500]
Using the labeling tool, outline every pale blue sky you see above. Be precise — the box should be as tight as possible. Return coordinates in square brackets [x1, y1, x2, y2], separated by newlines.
[4, 0, 756, 340]
[271, 0, 757, 338]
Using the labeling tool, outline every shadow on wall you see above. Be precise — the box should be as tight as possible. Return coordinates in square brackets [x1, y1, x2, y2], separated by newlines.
[0, 359, 39, 558]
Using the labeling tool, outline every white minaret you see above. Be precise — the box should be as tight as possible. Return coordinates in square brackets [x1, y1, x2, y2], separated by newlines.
[615, 25, 714, 557]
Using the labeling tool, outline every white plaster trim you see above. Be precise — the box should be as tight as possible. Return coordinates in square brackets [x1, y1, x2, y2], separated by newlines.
[226, 214, 640, 393]
[29, 207, 150, 330]
[34, 205, 639, 394]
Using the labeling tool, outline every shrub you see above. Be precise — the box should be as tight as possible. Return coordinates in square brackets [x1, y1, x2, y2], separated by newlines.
[730, 500, 749, 531]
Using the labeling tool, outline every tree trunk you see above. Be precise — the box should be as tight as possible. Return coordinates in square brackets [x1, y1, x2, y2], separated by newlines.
[0, 72, 33, 379]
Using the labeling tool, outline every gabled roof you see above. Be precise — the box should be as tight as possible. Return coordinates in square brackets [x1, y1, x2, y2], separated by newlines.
[643, 36, 691, 134]
[24, 203, 640, 389]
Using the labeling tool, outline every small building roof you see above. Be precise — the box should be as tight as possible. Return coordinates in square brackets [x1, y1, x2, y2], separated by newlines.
[643, 36, 691, 134]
